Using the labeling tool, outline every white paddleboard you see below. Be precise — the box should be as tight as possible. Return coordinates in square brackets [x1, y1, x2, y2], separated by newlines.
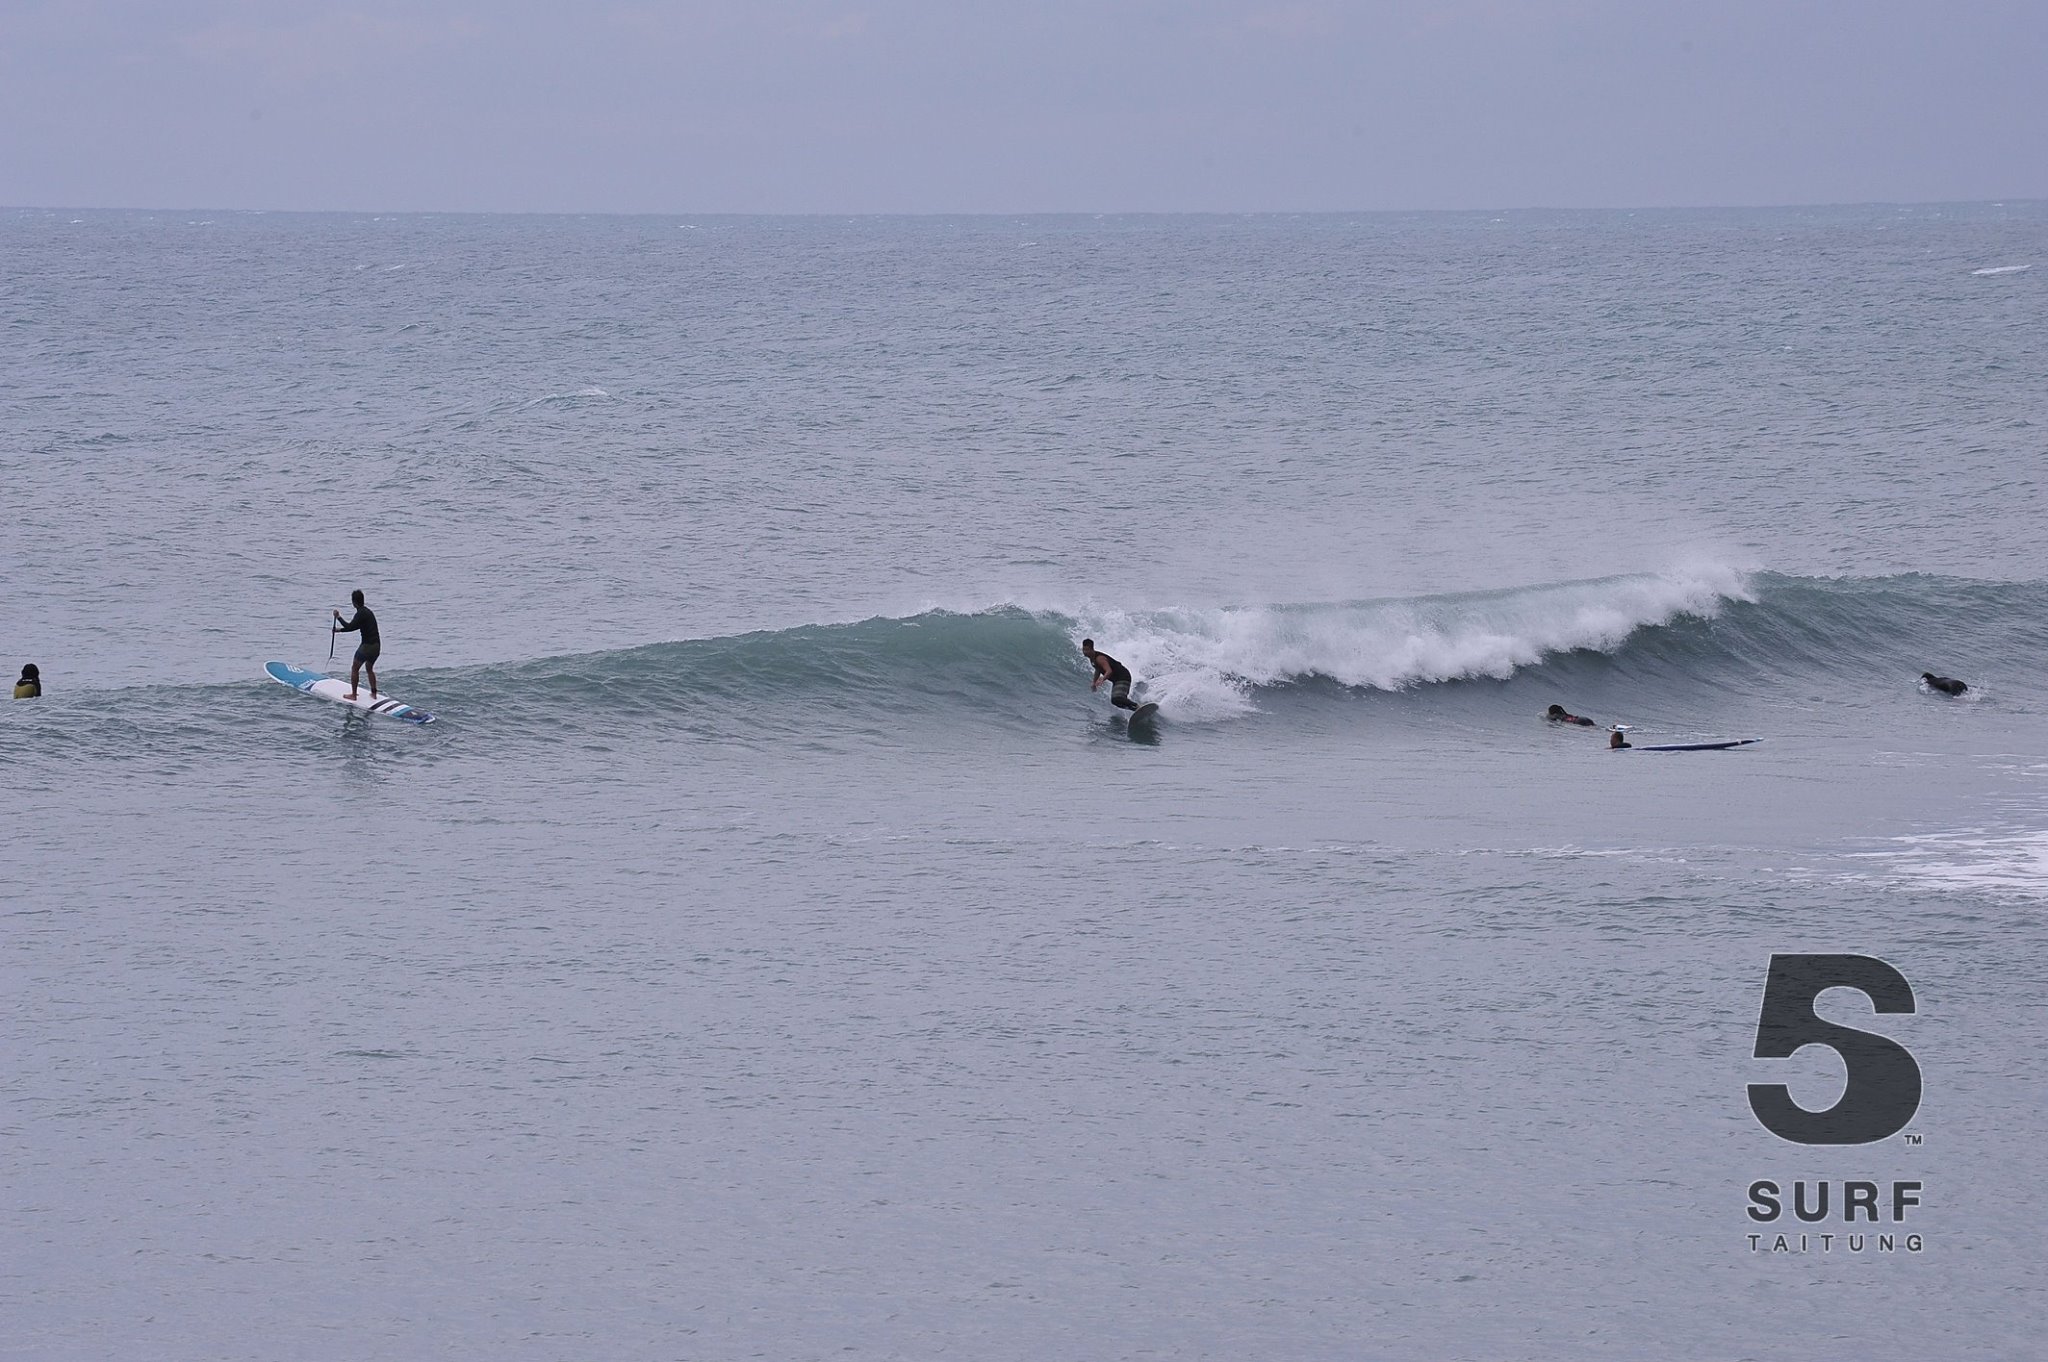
[265, 662, 436, 724]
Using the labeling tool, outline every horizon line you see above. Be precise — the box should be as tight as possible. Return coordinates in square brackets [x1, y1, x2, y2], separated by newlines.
[5, 197, 2044, 221]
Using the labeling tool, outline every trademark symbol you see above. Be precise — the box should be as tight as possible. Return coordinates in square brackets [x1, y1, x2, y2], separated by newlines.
[1903, 1133, 1923, 1146]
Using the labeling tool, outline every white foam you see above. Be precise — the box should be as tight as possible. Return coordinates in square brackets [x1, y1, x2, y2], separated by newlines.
[1068, 565, 1752, 721]
[1860, 827, 2048, 902]
[528, 386, 612, 406]
[1971, 264, 2032, 276]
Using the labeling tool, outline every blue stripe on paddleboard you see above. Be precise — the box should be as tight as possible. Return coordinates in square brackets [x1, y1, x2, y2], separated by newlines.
[265, 661, 324, 689]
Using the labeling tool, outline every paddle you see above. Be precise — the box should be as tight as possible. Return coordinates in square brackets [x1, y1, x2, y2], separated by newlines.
[328, 608, 338, 661]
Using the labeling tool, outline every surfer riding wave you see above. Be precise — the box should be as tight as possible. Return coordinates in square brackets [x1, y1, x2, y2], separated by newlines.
[1081, 639, 1141, 711]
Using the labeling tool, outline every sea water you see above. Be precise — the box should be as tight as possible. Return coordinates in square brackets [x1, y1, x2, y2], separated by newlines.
[5, 206, 2047, 1359]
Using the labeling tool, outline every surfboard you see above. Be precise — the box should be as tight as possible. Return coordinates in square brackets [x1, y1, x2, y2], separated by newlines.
[1633, 738, 1758, 752]
[265, 662, 436, 725]
[1128, 702, 1160, 722]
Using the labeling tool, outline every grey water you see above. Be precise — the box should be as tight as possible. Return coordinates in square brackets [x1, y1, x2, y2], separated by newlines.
[5, 205, 2047, 1359]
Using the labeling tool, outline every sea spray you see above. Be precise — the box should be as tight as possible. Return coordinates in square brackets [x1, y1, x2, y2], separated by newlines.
[1070, 564, 1754, 718]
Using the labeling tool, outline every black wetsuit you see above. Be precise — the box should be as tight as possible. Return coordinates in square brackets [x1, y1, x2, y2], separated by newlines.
[336, 607, 381, 664]
[1092, 651, 1138, 710]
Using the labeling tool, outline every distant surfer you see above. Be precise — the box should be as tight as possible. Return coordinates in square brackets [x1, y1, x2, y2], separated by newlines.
[1081, 639, 1141, 711]
[1545, 704, 1597, 727]
[1608, 728, 1630, 749]
[332, 590, 381, 701]
[13, 663, 40, 699]
[1921, 672, 1968, 697]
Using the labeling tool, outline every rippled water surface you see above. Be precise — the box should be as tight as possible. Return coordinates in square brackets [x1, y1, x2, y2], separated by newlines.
[6, 205, 2047, 1359]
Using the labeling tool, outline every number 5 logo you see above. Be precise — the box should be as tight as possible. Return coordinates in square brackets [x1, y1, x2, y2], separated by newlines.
[1748, 954, 1922, 1145]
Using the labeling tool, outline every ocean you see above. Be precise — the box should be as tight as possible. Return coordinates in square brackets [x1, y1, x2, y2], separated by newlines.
[5, 205, 2046, 1359]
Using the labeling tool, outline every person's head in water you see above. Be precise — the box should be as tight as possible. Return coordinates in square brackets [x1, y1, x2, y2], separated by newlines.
[351, 589, 366, 608]
[1922, 671, 1968, 696]
[14, 663, 40, 699]
[1609, 728, 1629, 749]
[1547, 704, 1567, 719]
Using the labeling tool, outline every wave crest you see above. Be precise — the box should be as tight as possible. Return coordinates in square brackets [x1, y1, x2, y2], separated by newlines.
[1071, 565, 1752, 717]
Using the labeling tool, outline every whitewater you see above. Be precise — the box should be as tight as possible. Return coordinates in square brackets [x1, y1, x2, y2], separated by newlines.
[6, 205, 2048, 1361]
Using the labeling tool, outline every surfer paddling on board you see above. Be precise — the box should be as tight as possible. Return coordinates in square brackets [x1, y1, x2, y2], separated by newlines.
[1081, 640, 1142, 712]
[332, 590, 381, 701]
[1545, 704, 1597, 727]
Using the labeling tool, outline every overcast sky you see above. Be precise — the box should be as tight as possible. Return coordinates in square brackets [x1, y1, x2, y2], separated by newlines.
[3, 0, 2042, 214]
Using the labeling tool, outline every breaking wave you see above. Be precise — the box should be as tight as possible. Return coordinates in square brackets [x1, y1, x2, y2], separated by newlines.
[15, 568, 2044, 759]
